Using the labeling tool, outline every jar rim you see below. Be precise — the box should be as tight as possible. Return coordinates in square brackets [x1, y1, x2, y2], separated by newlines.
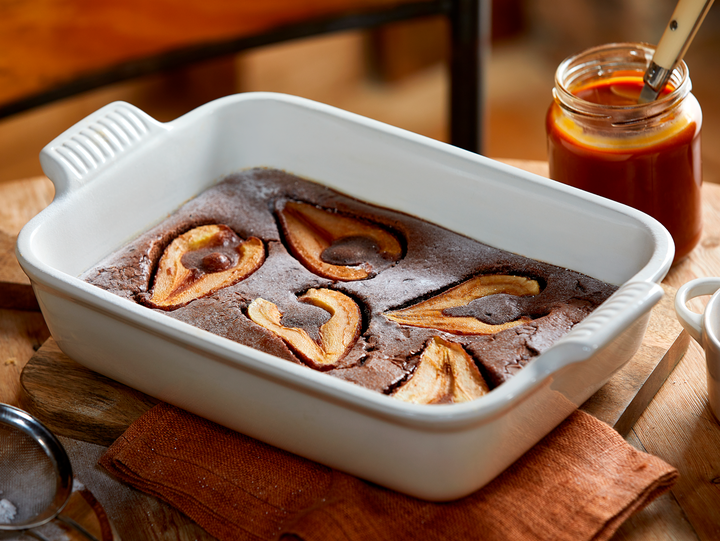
[554, 42, 691, 124]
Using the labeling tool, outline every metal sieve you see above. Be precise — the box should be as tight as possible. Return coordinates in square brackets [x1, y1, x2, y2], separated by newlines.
[0, 403, 99, 540]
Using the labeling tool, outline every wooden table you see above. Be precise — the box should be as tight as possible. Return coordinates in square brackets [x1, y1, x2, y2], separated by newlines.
[2, 162, 720, 540]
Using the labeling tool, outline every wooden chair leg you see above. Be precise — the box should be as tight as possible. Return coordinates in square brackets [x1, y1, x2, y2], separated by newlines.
[449, 0, 489, 154]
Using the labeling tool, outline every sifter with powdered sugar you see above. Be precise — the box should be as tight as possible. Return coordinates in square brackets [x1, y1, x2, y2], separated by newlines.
[0, 403, 99, 540]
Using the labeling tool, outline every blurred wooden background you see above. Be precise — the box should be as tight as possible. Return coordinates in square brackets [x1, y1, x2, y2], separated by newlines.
[1, 0, 719, 184]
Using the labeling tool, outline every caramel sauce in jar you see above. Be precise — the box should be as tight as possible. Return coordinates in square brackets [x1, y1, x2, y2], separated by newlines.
[547, 43, 702, 263]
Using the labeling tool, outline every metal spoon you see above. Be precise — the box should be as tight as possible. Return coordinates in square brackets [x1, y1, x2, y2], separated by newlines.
[638, 0, 715, 103]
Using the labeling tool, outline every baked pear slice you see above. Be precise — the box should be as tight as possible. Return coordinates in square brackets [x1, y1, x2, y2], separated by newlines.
[385, 274, 540, 335]
[146, 224, 264, 310]
[277, 200, 402, 281]
[393, 337, 489, 404]
[247, 288, 361, 370]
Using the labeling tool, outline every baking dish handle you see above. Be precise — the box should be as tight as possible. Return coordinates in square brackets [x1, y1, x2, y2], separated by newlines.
[39, 101, 168, 198]
[538, 281, 664, 372]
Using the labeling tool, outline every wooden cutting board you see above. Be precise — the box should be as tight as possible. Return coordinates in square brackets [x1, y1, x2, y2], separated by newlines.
[18, 283, 688, 444]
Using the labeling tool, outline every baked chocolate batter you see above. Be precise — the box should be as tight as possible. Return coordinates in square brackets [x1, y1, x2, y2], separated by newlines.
[82, 168, 617, 394]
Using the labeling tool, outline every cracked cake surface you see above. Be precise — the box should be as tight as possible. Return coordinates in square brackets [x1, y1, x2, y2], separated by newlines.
[82, 168, 617, 401]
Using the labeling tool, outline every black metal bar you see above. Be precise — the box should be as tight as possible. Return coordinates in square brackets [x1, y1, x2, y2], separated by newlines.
[0, 0, 450, 119]
[449, 0, 488, 154]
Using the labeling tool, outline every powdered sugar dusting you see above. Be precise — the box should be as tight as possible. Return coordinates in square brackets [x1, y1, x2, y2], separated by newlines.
[0, 497, 17, 523]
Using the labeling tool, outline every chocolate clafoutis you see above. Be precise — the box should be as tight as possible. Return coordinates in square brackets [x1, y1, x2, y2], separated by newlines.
[82, 168, 617, 404]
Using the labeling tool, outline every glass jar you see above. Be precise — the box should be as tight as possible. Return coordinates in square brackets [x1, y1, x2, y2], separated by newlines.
[546, 42, 702, 264]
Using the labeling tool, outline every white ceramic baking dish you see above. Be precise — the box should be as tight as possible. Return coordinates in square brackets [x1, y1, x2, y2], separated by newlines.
[17, 93, 672, 501]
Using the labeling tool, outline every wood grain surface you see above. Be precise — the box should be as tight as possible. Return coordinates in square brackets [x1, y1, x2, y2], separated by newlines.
[0, 175, 54, 310]
[579, 284, 690, 435]
[633, 183, 720, 541]
[0, 175, 55, 237]
[20, 339, 160, 445]
[0, 230, 38, 310]
[0, 308, 49, 406]
[0, 176, 53, 402]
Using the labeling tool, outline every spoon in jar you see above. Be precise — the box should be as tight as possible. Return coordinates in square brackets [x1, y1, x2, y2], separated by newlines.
[638, 0, 715, 103]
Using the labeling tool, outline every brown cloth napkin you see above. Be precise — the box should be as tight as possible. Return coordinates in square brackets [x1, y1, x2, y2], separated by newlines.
[98, 403, 677, 541]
